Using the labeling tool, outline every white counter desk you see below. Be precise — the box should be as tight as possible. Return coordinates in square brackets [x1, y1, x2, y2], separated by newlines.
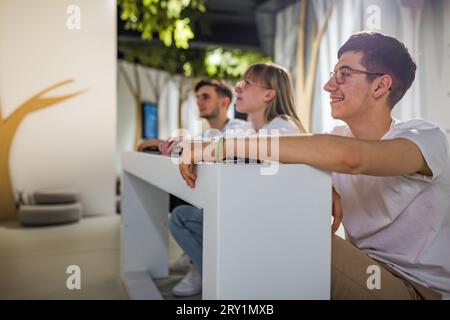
[121, 152, 332, 299]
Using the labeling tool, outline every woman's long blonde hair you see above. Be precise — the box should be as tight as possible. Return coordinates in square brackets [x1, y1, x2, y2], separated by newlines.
[243, 63, 305, 133]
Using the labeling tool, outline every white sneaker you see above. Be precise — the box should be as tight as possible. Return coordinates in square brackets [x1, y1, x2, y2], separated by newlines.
[169, 253, 192, 274]
[172, 269, 202, 297]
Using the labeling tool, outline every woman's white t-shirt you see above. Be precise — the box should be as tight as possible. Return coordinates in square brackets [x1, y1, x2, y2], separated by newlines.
[260, 117, 301, 135]
[216, 117, 302, 137]
[330, 118, 450, 299]
[214, 117, 301, 164]
[202, 119, 253, 139]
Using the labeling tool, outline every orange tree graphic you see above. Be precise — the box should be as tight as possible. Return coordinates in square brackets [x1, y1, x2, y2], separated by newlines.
[0, 80, 85, 221]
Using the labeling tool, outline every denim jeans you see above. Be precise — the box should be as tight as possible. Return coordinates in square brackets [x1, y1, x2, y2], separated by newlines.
[169, 205, 203, 276]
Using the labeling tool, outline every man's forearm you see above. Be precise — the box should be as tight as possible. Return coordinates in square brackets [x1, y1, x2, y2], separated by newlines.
[222, 134, 430, 177]
[223, 134, 362, 173]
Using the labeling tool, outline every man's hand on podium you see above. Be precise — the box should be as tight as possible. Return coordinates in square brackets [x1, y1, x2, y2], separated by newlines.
[137, 139, 162, 152]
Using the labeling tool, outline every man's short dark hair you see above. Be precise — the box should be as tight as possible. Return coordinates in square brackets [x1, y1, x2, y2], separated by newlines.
[195, 79, 233, 102]
[338, 32, 417, 109]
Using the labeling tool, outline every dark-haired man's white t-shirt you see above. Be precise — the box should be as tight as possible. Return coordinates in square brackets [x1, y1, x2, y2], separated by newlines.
[330, 118, 450, 299]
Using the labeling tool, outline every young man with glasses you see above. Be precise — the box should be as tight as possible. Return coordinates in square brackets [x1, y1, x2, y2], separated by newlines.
[179, 32, 450, 299]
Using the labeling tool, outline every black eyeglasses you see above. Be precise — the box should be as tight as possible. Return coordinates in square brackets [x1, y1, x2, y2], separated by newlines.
[330, 66, 385, 84]
[235, 79, 269, 91]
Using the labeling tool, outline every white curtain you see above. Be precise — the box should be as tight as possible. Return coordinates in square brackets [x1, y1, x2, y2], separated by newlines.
[274, 1, 301, 82]
[313, 0, 364, 133]
[157, 75, 180, 138]
[418, 0, 450, 138]
[181, 91, 203, 138]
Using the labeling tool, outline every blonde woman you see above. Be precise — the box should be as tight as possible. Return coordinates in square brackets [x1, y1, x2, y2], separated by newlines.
[169, 62, 305, 297]
[235, 62, 305, 135]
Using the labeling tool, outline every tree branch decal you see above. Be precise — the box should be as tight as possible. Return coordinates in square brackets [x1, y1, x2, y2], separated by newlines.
[0, 79, 85, 221]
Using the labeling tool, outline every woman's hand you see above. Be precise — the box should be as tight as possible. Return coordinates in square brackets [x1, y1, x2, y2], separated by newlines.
[179, 162, 197, 188]
[331, 186, 343, 233]
[178, 139, 215, 188]
[178, 140, 198, 188]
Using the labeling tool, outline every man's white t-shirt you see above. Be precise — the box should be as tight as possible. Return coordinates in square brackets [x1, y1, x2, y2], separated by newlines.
[330, 118, 450, 299]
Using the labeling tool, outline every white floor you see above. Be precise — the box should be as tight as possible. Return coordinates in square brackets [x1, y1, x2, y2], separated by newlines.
[0, 215, 128, 299]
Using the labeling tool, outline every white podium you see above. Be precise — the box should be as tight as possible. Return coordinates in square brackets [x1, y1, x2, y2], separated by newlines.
[121, 152, 332, 300]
